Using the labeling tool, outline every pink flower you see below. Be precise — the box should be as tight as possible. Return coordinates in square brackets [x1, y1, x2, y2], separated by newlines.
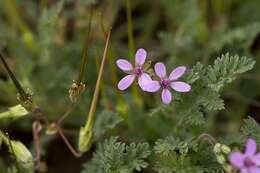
[116, 48, 151, 91]
[143, 62, 191, 104]
[229, 138, 260, 173]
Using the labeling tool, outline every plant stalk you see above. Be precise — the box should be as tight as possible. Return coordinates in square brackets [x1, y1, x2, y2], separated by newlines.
[85, 28, 111, 130]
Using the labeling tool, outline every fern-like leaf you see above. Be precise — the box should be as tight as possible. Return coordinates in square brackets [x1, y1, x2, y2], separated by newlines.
[205, 53, 255, 92]
[81, 136, 151, 173]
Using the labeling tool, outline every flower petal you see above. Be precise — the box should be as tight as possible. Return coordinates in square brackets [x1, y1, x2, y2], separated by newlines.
[249, 167, 260, 173]
[155, 62, 166, 78]
[245, 138, 257, 156]
[116, 59, 133, 71]
[138, 73, 152, 90]
[229, 152, 245, 168]
[161, 89, 172, 104]
[253, 153, 260, 165]
[118, 75, 135, 90]
[135, 48, 147, 66]
[169, 66, 186, 80]
[142, 80, 161, 92]
[170, 82, 191, 92]
[241, 168, 249, 173]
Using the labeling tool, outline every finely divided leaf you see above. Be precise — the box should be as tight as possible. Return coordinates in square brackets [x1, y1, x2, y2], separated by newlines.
[82, 136, 151, 173]
[241, 117, 260, 143]
[205, 53, 255, 92]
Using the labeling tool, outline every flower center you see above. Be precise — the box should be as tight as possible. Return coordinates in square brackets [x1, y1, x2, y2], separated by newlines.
[133, 67, 142, 76]
[161, 79, 170, 89]
[244, 157, 255, 168]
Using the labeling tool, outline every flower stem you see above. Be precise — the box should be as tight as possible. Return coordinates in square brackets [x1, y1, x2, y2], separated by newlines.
[57, 126, 82, 158]
[77, 7, 94, 85]
[57, 103, 75, 125]
[126, 0, 142, 107]
[78, 28, 111, 152]
[85, 28, 111, 129]
[94, 51, 109, 109]
[126, 0, 134, 57]
[32, 121, 42, 172]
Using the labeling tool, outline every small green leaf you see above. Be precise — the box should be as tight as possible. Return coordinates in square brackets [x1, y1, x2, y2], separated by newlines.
[0, 104, 29, 120]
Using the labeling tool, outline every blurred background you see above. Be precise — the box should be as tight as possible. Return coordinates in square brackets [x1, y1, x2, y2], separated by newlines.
[0, 0, 260, 172]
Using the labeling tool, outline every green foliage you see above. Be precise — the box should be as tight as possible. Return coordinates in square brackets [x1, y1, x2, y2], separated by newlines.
[209, 23, 260, 52]
[183, 62, 204, 84]
[81, 136, 151, 173]
[153, 136, 223, 173]
[0, 1, 260, 173]
[241, 117, 260, 143]
[0, 131, 34, 173]
[149, 53, 254, 127]
[199, 89, 224, 111]
[38, 1, 64, 64]
[0, 104, 29, 120]
[205, 53, 255, 92]
[154, 136, 196, 157]
[93, 110, 123, 139]
[153, 153, 203, 173]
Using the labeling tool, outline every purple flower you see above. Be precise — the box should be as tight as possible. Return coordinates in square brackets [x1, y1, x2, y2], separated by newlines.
[143, 62, 191, 104]
[229, 138, 260, 173]
[116, 48, 151, 91]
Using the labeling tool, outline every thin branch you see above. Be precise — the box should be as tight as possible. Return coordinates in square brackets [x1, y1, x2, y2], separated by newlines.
[56, 126, 82, 158]
[77, 7, 94, 84]
[196, 133, 217, 145]
[32, 121, 42, 172]
[57, 103, 74, 125]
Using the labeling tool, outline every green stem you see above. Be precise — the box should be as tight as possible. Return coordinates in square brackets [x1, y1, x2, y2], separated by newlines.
[77, 7, 94, 84]
[126, 0, 142, 107]
[84, 28, 111, 131]
[0, 53, 27, 101]
[127, 0, 135, 57]
[94, 51, 109, 109]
